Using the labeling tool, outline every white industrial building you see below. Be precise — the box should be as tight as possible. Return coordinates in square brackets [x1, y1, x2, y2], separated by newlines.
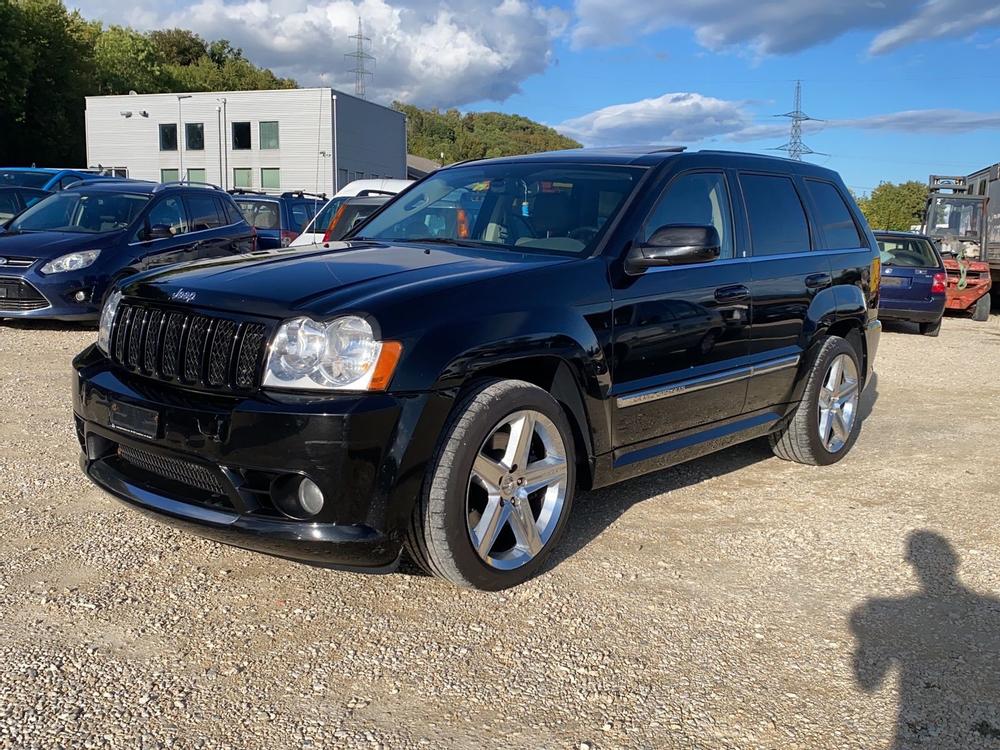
[85, 88, 407, 195]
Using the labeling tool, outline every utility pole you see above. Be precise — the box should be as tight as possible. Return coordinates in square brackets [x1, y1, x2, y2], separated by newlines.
[771, 80, 823, 161]
[345, 18, 375, 99]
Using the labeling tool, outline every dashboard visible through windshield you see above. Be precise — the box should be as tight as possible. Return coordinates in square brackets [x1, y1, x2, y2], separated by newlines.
[353, 163, 644, 256]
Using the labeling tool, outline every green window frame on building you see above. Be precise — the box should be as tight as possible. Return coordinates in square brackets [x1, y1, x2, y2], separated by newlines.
[233, 168, 253, 189]
[259, 121, 279, 150]
[260, 168, 280, 191]
[160, 168, 179, 183]
[187, 168, 207, 183]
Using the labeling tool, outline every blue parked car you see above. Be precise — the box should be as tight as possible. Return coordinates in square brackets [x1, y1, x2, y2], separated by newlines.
[874, 231, 947, 336]
[0, 181, 254, 322]
[0, 167, 110, 192]
[229, 190, 325, 249]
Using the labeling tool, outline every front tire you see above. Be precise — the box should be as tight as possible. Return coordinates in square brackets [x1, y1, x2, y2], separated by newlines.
[972, 293, 991, 322]
[769, 336, 862, 466]
[406, 379, 577, 590]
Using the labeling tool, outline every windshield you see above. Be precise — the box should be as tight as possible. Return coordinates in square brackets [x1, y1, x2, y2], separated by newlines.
[327, 200, 389, 241]
[0, 170, 51, 189]
[9, 191, 149, 234]
[877, 237, 939, 268]
[925, 197, 983, 240]
[306, 197, 349, 235]
[354, 163, 644, 256]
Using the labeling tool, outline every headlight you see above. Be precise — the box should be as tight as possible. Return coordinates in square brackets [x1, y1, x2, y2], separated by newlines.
[263, 315, 402, 391]
[96, 289, 122, 355]
[40, 249, 101, 274]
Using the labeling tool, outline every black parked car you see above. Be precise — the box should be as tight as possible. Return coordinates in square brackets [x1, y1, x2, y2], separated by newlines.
[73, 148, 881, 590]
[229, 189, 325, 249]
[0, 181, 254, 321]
[0, 186, 51, 222]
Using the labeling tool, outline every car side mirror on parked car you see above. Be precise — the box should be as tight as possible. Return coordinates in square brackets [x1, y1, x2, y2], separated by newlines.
[626, 224, 721, 273]
[143, 224, 174, 242]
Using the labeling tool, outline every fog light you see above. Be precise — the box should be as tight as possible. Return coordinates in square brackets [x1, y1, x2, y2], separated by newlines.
[297, 478, 325, 516]
[74, 290, 87, 302]
[270, 474, 325, 519]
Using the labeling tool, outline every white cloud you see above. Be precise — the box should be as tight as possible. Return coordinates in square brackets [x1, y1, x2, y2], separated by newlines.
[556, 92, 752, 146]
[73, 0, 567, 108]
[555, 91, 1000, 148]
[570, 0, 1000, 56]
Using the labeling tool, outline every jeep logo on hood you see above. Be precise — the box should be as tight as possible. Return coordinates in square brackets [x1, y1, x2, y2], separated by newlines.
[170, 288, 197, 303]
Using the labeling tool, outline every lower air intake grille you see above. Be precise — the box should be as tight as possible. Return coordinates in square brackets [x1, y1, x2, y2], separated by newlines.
[117, 444, 226, 496]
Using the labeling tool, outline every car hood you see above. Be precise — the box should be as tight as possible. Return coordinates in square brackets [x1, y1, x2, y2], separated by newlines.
[125, 241, 574, 318]
[0, 230, 117, 260]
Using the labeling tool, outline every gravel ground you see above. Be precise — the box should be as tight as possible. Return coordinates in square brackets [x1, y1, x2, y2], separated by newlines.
[1, 313, 999, 750]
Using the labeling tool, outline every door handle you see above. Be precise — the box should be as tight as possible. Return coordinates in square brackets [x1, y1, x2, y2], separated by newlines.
[714, 284, 750, 303]
[805, 273, 832, 289]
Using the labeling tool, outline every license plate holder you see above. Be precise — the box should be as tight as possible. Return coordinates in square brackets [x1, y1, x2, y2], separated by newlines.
[109, 400, 160, 439]
[881, 275, 909, 288]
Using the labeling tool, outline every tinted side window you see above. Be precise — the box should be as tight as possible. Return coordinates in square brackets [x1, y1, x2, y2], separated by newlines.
[221, 198, 244, 225]
[740, 174, 810, 256]
[185, 194, 224, 231]
[0, 192, 19, 221]
[643, 171, 734, 260]
[142, 197, 188, 239]
[290, 201, 318, 232]
[805, 180, 863, 250]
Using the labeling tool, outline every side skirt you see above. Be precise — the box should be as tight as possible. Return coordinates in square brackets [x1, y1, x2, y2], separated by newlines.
[591, 407, 787, 487]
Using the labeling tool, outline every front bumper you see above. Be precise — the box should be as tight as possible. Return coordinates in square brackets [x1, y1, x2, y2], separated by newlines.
[0, 267, 102, 320]
[73, 345, 451, 569]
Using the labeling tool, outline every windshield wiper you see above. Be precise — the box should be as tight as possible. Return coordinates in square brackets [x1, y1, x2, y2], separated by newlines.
[366, 236, 503, 250]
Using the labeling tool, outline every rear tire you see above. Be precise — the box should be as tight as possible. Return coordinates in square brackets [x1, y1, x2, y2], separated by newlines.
[920, 318, 942, 337]
[405, 378, 576, 590]
[972, 294, 991, 322]
[769, 336, 862, 466]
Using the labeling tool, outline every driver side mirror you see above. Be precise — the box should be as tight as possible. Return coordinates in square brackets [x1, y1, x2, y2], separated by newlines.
[143, 223, 173, 241]
[626, 224, 721, 273]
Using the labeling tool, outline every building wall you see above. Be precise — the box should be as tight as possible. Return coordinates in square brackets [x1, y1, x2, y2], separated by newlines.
[85, 88, 405, 196]
[332, 91, 407, 191]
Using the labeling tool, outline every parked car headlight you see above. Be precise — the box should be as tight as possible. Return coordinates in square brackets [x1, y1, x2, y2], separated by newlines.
[263, 315, 401, 391]
[97, 289, 122, 355]
[40, 249, 101, 274]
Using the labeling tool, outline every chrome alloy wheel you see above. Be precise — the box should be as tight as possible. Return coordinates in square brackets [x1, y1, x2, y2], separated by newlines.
[466, 410, 568, 570]
[817, 353, 860, 453]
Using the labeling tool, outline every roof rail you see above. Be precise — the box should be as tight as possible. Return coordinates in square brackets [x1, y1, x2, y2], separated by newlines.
[228, 188, 266, 196]
[66, 177, 155, 188]
[281, 190, 327, 200]
[355, 189, 396, 197]
[647, 146, 686, 153]
[153, 180, 223, 193]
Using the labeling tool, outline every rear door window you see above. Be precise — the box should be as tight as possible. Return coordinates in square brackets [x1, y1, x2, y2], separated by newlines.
[805, 180, 863, 250]
[185, 194, 225, 231]
[740, 174, 811, 256]
[289, 201, 319, 232]
[141, 196, 188, 239]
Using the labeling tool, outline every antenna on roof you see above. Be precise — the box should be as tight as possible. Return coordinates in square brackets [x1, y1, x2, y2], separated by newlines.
[345, 17, 375, 99]
[770, 80, 826, 161]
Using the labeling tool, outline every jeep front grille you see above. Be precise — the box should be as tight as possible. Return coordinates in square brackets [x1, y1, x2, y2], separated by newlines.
[110, 303, 269, 394]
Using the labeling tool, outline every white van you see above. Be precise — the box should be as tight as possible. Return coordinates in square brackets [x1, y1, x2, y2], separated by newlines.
[290, 179, 413, 247]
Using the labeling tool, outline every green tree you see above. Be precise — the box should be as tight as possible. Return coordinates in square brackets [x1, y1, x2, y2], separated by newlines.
[857, 181, 929, 231]
[394, 102, 581, 163]
[149, 28, 208, 67]
[93, 25, 165, 94]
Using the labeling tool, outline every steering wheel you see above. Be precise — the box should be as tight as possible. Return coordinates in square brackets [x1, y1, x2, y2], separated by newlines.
[568, 226, 599, 242]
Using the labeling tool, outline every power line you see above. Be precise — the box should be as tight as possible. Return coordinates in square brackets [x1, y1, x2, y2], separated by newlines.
[771, 80, 826, 161]
[345, 17, 375, 99]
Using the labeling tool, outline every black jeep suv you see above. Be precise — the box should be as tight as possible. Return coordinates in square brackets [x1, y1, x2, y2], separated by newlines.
[73, 148, 881, 590]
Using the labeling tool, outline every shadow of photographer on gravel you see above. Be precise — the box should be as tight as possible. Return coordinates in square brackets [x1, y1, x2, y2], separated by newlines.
[851, 530, 1000, 748]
